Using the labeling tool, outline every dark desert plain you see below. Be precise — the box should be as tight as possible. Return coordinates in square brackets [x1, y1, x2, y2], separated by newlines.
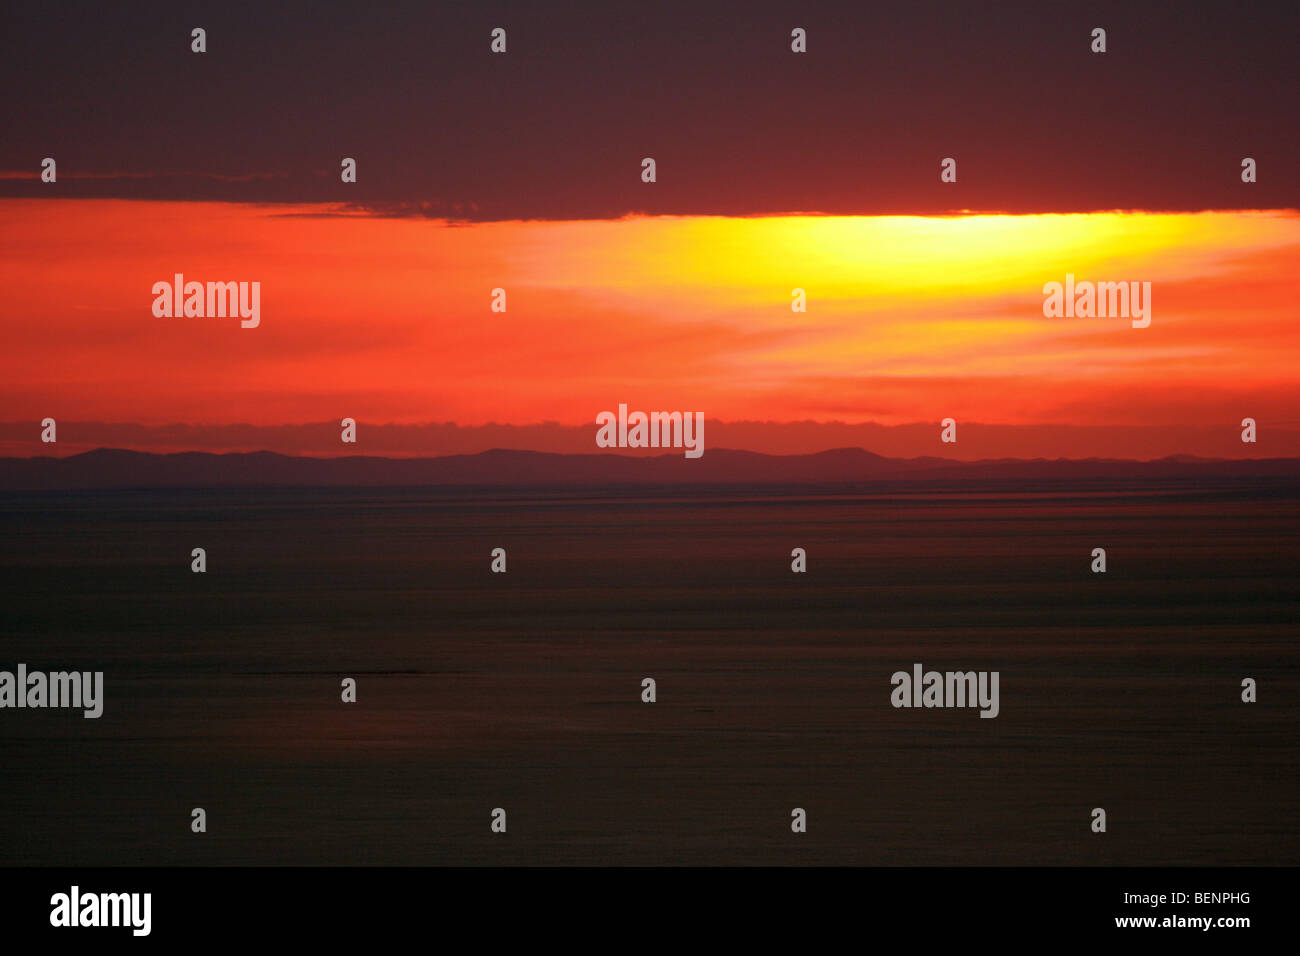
[1, 451, 1297, 866]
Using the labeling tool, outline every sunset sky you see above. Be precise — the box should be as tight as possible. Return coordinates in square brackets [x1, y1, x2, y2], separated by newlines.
[2, 0, 1297, 459]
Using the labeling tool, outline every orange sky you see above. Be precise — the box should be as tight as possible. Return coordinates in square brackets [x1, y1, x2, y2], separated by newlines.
[2, 200, 1297, 446]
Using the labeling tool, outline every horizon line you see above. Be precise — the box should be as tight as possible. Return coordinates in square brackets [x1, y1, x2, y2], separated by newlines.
[10, 446, 1300, 466]
[2, 196, 1297, 223]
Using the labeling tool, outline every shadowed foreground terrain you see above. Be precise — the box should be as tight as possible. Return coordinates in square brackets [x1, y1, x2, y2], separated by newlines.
[1, 479, 1296, 865]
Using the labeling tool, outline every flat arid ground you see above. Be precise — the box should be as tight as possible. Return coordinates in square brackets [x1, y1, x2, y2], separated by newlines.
[1, 480, 1296, 865]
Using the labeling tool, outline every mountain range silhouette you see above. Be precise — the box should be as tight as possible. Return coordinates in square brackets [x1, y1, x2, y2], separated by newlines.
[3, 447, 1298, 490]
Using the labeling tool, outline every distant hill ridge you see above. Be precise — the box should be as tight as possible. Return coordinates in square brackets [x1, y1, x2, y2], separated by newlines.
[1, 447, 1298, 490]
